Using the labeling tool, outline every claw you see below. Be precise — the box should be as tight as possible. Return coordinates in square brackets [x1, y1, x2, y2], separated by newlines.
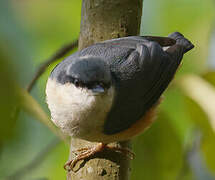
[64, 143, 105, 172]
[64, 143, 135, 172]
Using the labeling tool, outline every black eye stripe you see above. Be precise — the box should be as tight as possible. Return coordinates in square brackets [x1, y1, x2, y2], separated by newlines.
[74, 79, 80, 87]
[68, 76, 110, 89]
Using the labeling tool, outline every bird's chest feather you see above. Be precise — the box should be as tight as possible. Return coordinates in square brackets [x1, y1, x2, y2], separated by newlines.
[45, 78, 114, 139]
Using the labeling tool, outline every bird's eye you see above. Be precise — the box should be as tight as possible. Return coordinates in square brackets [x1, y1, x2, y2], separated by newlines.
[99, 82, 105, 88]
[74, 79, 80, 87]
[99, 82, 110, 89]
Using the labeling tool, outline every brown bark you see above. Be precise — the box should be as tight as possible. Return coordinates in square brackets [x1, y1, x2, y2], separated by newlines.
[78, 0, 143, 49]
[67, 0, 143, 179]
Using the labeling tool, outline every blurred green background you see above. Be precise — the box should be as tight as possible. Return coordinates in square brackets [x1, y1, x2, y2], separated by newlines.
[0, 0, 215, 179]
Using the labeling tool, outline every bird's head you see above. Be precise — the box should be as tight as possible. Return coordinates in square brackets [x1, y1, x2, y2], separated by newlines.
[46, 56, 115, 137]
[50, 56, 112, 95]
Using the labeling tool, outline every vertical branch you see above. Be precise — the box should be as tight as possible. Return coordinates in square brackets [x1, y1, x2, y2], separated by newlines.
[78, 0, 142, 50]
[68, 0, 143, 179]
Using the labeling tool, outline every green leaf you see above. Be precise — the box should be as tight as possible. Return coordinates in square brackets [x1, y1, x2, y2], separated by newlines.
[0, 53, 18, 141]
[202, 71, 215, 87]
[131, 112, 189, 180]
[178, 75, 215, 133]
[16, 87, 69, 145]
[178, 74, 215, 173]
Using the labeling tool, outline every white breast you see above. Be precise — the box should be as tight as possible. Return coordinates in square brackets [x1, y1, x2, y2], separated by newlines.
[45, 78, 114, 141]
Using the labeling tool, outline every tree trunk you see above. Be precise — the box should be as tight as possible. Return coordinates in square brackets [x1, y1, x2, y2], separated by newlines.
[67, 0, 143, 179]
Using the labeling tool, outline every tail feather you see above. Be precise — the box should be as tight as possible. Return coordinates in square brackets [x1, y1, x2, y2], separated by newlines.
[168, 32, 194, 53]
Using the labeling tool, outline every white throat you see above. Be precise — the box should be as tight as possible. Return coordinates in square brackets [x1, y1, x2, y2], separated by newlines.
[45, 78, 115, 140]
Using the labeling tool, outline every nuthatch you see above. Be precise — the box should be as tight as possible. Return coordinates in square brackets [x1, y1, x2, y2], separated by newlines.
[46, 32, 194, 171]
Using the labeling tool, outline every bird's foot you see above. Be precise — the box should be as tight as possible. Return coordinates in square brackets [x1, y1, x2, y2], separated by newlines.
[64, 142, 135, 172]
[105, 145, 135, 160]
[64, 143, 105, 172]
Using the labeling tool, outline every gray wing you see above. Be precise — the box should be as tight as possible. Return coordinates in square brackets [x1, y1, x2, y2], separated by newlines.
[101, 35, 176, 47]
[64, 32, 194, 135]
[74, 34, 177, 63]
[102, 32, 193, 135]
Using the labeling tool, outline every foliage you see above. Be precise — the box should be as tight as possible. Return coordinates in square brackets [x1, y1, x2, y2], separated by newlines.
[0, 0, 215, 179]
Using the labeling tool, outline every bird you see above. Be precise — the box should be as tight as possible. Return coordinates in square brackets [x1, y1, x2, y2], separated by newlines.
[45, 32, 194, 171]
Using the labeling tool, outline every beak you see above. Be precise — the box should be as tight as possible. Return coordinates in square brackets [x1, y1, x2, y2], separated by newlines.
[92, 85, 105, 94]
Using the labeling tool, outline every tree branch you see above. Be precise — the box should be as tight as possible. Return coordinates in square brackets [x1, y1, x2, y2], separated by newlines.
[26, 40, 78, 92]
[68, 0, 143, 179]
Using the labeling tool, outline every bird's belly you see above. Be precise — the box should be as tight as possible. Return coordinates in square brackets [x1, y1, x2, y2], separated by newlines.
[49, 95, 113, 140]
[49, 96, 157, 143]
[50, 104, 107, 140]
[46, 78, 114, 141]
